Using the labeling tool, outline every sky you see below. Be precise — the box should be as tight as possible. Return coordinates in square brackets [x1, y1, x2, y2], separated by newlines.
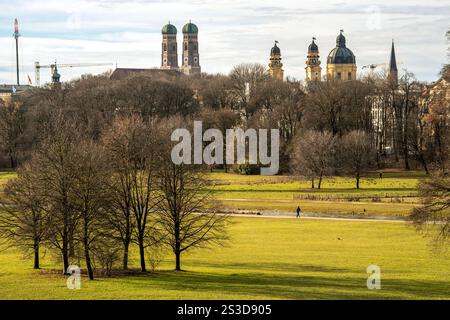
[0, 0, 449, 85]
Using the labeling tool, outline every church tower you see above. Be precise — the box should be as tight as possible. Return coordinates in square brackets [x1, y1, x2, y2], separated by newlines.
[389, 40, 398, 87]
[161, 22, 179, 70]
[305, 37, 322, 81]
[181, 21, 201, 76]
[326, 30, 357, 81]
[268, 41, 284, 81]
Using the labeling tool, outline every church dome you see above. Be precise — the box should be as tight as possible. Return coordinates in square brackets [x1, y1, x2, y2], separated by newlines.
[162, 23, 177, 35]
[271, 42, 281, 55]
[327, 31, 355, 64]
[182, 21, 198, 34]
[52, 66, 61, 83]
[336, 31, 346, 47]
[308, 38, 318, 53]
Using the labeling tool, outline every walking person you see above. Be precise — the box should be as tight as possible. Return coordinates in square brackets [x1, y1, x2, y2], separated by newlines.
[296, 206, 302, 218]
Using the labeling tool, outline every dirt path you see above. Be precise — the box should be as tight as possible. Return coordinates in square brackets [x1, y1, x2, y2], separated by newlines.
[224, 213, 406, 223]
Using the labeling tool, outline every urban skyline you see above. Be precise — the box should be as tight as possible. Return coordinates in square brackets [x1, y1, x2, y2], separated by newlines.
[0, 0, 448, 85]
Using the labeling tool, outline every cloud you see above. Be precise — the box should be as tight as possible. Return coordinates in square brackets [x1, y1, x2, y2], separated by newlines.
[0, 0, 448, 84]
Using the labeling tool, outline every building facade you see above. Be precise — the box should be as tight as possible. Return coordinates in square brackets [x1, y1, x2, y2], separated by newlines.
[161, 22, 179, 70]
[326, 30, 357, 81]
[181, 21, 201, 76]
[305, 38, 322, 81]
[268, 41, 284, 81]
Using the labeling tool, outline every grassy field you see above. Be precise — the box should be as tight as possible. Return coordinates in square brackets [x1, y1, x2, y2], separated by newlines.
[206, 171, 422, 217]
[0, 216, 449, 300]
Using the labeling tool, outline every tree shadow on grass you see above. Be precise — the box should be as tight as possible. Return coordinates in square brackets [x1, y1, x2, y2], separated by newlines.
[192, 261, 353, 274]
[119, 262, 450, 299]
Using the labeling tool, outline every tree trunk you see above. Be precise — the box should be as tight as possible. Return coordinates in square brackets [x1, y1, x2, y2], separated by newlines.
[123, 242, 129, 270]
[403, 144, 410, 170]
[318, 175, 323, 189]
[356, 172, 360, 189]
[418, 155, 429, 175]
[175, 248, 181, 271]
[83, 224, 94, 280]
[9, 155, 15, 169]
[62, 247, 69, 275]
[84, 243, 94, 280]
[311, 177, 315, 189]
[139, 238, 146, 272]
[174, 218, 182, 271]
[68, 231, 76, 258]
[33, 242, 40, 269]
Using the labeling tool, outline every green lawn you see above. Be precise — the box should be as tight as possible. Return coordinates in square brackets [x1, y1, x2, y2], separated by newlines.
[0, 216, 449, 299]
[206, 171, 422, 217]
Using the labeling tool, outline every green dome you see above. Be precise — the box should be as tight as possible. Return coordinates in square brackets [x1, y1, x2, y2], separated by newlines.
[162, 23, 177, 35]
[271, 42, 281, 55]
[308, 38, 319, 53]
[327, 31, 355, 64]
[327, 47, 356, 64]
[182, 21, 198, 34]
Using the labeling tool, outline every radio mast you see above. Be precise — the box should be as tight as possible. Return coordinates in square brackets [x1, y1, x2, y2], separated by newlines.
[13, 18, 20, 86]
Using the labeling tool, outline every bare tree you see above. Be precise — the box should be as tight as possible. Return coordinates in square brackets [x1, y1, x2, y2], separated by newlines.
[31, 118, 81, 274]
[71, 140, 110, 280]
[0, 163, 49, 269]
[92, 235, 122, 277]
[156, 162, 228, 271]
[411, 175, 450, 247]
[0, 100, 25, 168]
[291, 130, 336, 189]
[102, 115, 161, 272]
[229, 63, 269, 120]
[101, 119, 136, 270]
[341, 130, 375, 189]
[197, 107, 240, 172]
[421, 79, 450, 173]
[199, 74, 236, 110]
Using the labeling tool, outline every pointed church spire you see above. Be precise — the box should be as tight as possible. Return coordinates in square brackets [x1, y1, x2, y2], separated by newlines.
[389, 40, 398, 86]
[390, 40, 398, 72]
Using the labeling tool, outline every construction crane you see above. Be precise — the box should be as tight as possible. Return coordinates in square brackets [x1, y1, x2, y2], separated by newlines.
[34, 61, 113, 86]
[362, 61, 403, 72]
[362, 63, 388, 71]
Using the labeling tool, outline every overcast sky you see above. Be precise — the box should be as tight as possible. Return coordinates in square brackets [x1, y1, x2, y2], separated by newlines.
[0, 0, 448, 85]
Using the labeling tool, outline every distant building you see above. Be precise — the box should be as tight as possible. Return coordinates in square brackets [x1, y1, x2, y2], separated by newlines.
[326, 30, 357, 81]
[181, 21, 201, 76]
[388, 40, 399, 87]
[304, 30, 357, 81]
[305, 38, 322, 81]
[161, 22, 179, 70]
[268, 41, 284, 81]
[160, 21, 201, 76]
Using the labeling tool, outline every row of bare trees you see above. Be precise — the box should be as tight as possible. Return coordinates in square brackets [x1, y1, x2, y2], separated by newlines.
[410, 30, 450, 246]
[290, 130, 374, 189]
[0, 63, 448, 176]
[0, 114, 227, 279]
